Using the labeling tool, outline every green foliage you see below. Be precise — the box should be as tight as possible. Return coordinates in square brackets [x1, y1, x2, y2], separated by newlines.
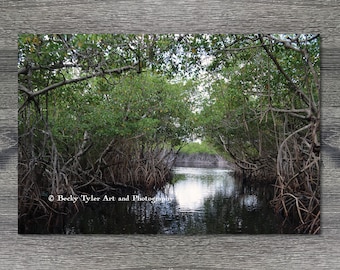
[45, 72, 195, 158]
[18, 34, 199, 160]
[18, 33, 320, 166]
[18, 34, 321, 233]
[179, 141, 218, 155]
[194, 34, 320, 165]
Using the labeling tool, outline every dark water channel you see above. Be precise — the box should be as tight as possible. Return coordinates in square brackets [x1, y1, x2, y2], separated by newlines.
[40, 166, 285, 234]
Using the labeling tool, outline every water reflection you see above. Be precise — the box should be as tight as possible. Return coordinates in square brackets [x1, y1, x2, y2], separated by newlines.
[64, 166, 283, 234]
[165, 167, 235, 212]
[20, 166, 286, 234]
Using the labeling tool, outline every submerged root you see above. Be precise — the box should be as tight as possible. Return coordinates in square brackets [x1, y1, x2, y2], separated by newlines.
[18, 133, 176, 225]
[97, 139, 175, 191]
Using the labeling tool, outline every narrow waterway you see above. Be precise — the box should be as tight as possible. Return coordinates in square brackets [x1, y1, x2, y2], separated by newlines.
[20, 166, 288, 234]
[55, 166, 284, 234]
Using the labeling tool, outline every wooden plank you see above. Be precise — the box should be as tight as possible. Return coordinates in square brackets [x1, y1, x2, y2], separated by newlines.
[1, 0, 340, 268]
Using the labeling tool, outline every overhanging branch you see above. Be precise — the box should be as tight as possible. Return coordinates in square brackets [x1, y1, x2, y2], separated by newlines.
[18, 64, 137, 98]
[259, 35, 315, 114]
[18, 63, 79, 76]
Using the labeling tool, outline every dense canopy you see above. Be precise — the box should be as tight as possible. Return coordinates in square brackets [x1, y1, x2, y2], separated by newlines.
[18, 34, 320, 233]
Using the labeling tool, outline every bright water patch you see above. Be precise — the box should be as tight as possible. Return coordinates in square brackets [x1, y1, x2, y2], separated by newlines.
[162, 167, 236, 212]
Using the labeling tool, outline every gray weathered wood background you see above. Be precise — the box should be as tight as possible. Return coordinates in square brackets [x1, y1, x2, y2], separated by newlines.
[1, 0, 339, 269]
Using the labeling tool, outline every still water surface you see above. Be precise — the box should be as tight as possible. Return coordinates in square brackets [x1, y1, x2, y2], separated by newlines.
[62, 166, 284, 234]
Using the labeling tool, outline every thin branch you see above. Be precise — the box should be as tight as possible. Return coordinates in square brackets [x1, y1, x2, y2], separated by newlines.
[264, 34, 302, 53]
[220, 44, 264, 52]
[19, 64, 137, 98]
[270, 108, 311, 119]
[277, 123, 312, 176]
[18, 63, 79, 76]
[18, 84, 32, 96]
[259, 35, 315, 113]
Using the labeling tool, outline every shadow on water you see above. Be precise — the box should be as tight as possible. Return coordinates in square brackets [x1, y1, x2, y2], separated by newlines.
[20, 166, 291, 234]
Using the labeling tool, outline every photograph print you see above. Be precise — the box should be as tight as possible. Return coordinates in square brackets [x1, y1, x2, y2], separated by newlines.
[18, 34, 320, 234]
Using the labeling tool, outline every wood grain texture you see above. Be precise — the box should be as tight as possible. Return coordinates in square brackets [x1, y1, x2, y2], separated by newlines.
[1, 0, 339, 269]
